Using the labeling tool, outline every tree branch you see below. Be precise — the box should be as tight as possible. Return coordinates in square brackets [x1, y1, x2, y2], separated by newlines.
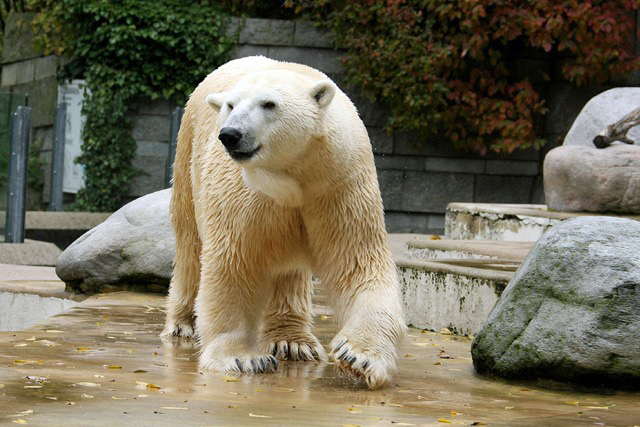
[593, 106, 640, 148]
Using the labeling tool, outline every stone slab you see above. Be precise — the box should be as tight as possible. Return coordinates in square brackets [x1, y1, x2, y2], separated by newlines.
[406, 238, 534, 262]
[2, 289, 639, 425]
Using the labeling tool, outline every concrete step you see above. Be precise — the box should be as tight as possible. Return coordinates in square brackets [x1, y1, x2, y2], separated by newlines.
[444, 202, 640, 242]
[405, 236, 534, 262]
[395, 235, 537, 336]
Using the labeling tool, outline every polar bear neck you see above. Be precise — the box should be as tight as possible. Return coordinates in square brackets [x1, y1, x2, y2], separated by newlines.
[241, 167, 304, 207]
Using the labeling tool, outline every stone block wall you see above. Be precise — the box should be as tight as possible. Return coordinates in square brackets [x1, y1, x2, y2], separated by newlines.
[2, 14, 637, 233]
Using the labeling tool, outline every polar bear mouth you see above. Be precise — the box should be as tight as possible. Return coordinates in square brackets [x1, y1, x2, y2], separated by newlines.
[229, 145, 262, 161]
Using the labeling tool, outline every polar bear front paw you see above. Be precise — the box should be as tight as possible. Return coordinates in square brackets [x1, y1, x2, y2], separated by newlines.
[199, 353, 279, 374]
[263, 336, 327, 362]
[330, 335, 395, 389]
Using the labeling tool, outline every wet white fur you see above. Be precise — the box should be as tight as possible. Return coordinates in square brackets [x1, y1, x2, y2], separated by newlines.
[163, 56, 405, 389]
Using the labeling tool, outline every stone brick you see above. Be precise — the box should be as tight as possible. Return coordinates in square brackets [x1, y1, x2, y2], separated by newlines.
[384, 212, 432, 234]
[230, 44, 269, 60]
[484, 146, 541, 162]
[34, 56, 57, 80]
[394, 132, 458, 157]
[13, 77, 57, 128]
[1, 13, 39, 63]
[485, 160, 539, 176]
[130, 157, 167, 197]
[293, 21, 332, 48]
[428, 214, 445, 231]
[377, 170, 403, 210]
[224, 17, 242, 42]
[374, 154, 423, 171]
[267, 46, 343, 75]
[134, 96, 173, 115]
[136, 140, 169, 157]
[239, 18, 294, 46]
[132, 114, 171, 143]
[1, 62, 18, 86]
[424, 157, 485, 174]
[368, 127, 393, 154]
[474, 175, 534, 204]
[7, 60, 36, 85]
[345, 89, 387, 127]
[402, 171, 474, 214]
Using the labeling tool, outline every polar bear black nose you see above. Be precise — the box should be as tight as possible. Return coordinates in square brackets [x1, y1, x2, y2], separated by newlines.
[219, 127, 243, 150]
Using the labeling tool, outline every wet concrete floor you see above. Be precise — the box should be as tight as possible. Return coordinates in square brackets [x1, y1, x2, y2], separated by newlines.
[1, 290, 639, 426]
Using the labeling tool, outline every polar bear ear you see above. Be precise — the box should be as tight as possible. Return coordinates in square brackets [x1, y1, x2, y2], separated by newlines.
[206, 92, 227, 112]
[310, 80, 336, 109]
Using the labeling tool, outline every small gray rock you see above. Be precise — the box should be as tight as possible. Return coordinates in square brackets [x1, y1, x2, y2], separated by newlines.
[56, 189, 175, 294]
[544, 144, 640, 214]
[563, 87, 640, 148]
[471, 216, 640, 388]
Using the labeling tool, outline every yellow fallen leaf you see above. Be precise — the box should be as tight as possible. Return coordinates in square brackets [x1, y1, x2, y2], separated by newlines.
[255, 388, 264, 392]
[221, 376, 240, 382]
[586, 406, 609, 410]
[321, 315, 332, 320]
[347, 406, 362, 413]
[273, 387, 296, 393]
[112, 397, 126, 400]
[14, 343, 27, 347]
[45, 397, 57, 400]
[387, 403, 403, 407]
[146, 383, 161, 390]
[439, 328, 453, 335]
[404, 353, 415, 357]
[505, 406, 514, 410]
[104, 365, 122, 370]
[81, 393, 94, 399]
[46, 330, 64, 333]
[13, 360, 42, 365]
[161, 407, 188, 410]
[12, 420, 27, 424]
[76, 382, 101, 388]
[76, 348, 92, 353]
[249, 413, 271, 418]
[26, 337, 36, 341]
[438, 419, 452, 424]
[471, 422, 487, 426]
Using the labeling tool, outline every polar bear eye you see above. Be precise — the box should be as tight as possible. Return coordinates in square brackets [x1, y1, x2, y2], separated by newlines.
[262, 101, 276, 110]
[227, 102, 234, 110]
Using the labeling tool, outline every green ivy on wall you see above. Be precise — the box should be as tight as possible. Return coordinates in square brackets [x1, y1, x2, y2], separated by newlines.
[31, 0, 232, 211]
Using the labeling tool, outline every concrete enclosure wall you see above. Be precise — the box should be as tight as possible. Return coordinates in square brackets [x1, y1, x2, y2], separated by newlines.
[2, 14, 637, 233]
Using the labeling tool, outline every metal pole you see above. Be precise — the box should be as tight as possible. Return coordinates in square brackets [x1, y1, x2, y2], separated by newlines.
[49, 103, 66, 211]
[5, 106, 31, 243]
[165, 106, 184, 188]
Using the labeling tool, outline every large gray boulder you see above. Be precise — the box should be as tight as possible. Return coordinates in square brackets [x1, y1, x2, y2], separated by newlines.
[563, 87, 640, 147]
[471, 216, 640, 388]
[544, 87, 640, 214]
[544, 144, 640, 213]
[56, 189, 175, 294]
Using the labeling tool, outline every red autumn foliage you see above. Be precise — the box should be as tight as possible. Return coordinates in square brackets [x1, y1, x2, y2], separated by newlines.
[290, 0, 640, 154]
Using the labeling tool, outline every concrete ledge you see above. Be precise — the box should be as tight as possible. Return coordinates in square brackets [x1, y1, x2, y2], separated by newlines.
[0, 240, 61, 266]
[445, 203, 640, 241]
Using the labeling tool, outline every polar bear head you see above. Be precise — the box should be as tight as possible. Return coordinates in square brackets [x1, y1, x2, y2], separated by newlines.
[205, 69, 336, 170]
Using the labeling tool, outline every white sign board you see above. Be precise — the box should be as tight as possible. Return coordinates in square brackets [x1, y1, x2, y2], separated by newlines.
[57, 80, 88, 194]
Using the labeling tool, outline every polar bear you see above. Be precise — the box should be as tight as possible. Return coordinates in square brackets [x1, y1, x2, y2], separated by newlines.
[162, 56, 405, 389]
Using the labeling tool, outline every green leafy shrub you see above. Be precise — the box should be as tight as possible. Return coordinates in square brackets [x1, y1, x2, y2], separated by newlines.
[31, 0, 232, 211]
[291, 0, 640, 155]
